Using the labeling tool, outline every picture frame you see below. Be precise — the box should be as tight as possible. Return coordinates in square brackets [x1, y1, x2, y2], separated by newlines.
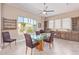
[38, 23, 41, 28]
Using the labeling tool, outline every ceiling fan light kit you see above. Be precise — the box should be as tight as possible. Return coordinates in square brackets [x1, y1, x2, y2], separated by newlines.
[40, 3, 54, 16]
[43, 11, 47, 14]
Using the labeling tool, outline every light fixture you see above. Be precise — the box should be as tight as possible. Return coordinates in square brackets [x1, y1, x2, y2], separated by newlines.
[43, 11, 46, 14]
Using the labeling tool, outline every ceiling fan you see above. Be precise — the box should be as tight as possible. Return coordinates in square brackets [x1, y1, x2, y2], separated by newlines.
[40, 3, 54, 16]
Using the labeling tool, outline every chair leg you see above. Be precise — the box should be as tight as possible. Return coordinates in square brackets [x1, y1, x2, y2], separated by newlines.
[51, 43, 53, 47]
[49, 43, 52, 49]
[2, 43, 5, 49]
[9, 43, 11, 48]
[15, 41, 16, 46]
[31, 48, 32, 55]
[26, 46, 27, 54]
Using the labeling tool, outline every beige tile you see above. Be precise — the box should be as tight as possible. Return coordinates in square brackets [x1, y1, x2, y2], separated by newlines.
[0, 38, 79, 55]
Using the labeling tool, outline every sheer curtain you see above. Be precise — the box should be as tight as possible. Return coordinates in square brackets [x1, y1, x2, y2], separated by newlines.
[48, 20, 54, 29]
[54, 19, 61, 29]
[48, 18, 72, 31]
[62, 18, 72, 30]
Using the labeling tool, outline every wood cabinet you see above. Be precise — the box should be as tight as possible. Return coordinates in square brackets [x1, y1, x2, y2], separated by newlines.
[55, 31, 61, 38]
[61, 31, 65, 39]
[54, 31, 79, 42]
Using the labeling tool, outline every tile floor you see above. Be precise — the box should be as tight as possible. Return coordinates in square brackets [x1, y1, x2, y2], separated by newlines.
[0, 38, 79, 55]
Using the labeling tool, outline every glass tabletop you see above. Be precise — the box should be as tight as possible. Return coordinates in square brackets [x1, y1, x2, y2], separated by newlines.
[31, 33, 51, 41]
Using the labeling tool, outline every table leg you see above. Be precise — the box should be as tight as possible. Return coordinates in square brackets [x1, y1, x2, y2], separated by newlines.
[36, 40, 44, 51]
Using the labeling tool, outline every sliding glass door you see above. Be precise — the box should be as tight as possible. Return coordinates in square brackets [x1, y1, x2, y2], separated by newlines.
[17, 16, 37, 41]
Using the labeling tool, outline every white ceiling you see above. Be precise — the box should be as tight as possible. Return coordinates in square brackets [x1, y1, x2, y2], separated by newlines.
[5, 3, 79, 17]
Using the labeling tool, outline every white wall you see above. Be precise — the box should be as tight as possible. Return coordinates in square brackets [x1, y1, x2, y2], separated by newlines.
[36, 17, 44, 31]
[0, 3, 2, 50]
[47, 10, 79, 20]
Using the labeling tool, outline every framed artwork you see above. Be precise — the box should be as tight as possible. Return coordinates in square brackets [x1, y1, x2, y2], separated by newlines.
[38, 23, 41, 28]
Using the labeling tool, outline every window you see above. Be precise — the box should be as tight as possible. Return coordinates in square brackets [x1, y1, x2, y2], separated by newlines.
[48, 20, 54, 29]
[62, 18, 72, 30]
[30, 19, 34, 25]
[48, 18, 72, 31]
[28, 18, 31, 23]
[17, 16, 24, 22]
[18, 17, 37, 24]
[24, 18, 28, 23]
[17, 16, 37, 28]
[54, 19, 61, 29]
[33, 20, 37, 25]
[17, 16, 37, 41]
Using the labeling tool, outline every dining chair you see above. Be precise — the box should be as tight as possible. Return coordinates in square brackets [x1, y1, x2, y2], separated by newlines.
[24, 33, 39, 55]
[2, 32, 16, 48]
[40, 30, 45, 33]
[44, 32, 54, 48]
[36, 31, 40, 35]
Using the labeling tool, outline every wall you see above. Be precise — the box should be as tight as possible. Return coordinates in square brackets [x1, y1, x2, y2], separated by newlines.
[47, 10, 79, 20]
[47, 10, 79, 31]
[0, 4, 2, 50]
[1, 4, 44, 41]
[36, 17, 44, 31]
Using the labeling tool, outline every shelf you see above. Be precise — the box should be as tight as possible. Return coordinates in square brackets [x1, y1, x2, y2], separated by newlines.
[2, 18, 17, 30]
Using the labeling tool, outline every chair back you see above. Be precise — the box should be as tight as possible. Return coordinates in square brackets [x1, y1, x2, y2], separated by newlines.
[36, 31, 40, 35]
[49, 32, 54, 42]
[24, 33, 33, 47]
[40, 30, 45, 33]
[2, 32, 11, 42]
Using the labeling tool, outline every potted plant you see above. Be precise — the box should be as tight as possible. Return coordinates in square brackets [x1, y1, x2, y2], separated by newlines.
[20, 22, 26, 33]
[27, 27, 34, 34]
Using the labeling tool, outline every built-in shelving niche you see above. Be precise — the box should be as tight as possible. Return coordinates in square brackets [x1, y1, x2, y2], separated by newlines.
[2, 17, 17, 30]
[72, 17, 79, 31]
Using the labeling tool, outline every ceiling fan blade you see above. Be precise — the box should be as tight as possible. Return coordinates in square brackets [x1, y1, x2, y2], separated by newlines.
[46, 6, 48, 9]
[45, 10, 54, 12]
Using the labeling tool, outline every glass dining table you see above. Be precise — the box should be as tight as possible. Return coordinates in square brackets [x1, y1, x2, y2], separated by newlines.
[31, 33, 50, 51]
